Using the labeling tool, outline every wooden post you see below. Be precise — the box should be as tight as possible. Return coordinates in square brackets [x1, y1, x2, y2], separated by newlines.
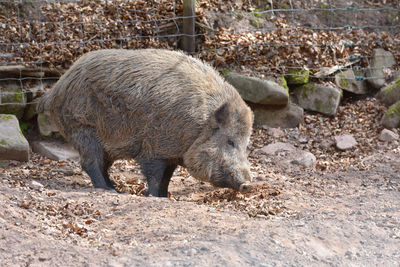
[182, 0, 195, 53]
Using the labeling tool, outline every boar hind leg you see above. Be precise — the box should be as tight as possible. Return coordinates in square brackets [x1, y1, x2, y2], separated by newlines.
[140, 160, 176, 197]
[69, 128, 115, 191]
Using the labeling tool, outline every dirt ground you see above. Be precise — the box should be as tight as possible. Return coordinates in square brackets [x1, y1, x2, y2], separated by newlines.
[1, 0, 400, 265]
[1, 122, 399, 266]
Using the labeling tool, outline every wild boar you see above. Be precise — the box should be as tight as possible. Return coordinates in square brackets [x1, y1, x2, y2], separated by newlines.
[37, 49, 253, 197]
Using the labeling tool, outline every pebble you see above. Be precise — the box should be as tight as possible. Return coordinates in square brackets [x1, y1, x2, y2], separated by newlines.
[257, 142, 296, 155]
[29, 180, 44, 191]
[335, 134, 357, 150]
[291, 151, 317, 167]
[379, 129, 399, 142]
[267, 127, 285, 138]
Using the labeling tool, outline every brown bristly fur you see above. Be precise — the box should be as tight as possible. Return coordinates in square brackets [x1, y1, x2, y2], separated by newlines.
[37, 49, 253, 191]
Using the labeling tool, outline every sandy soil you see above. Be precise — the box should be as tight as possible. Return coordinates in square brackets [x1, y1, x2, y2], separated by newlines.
[1, 145, 399, 266]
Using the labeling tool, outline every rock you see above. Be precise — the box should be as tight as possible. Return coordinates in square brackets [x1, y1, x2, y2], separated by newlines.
[256, 142, 316, 168]
[0, 82, 27, 119]
[37, 113, 58, 137]
[335, 69, 368, 94]
[376, 77, 400, 107]
[285, 68, 310, 85]
[381, 101, 400, 129]
[294, 83, 341, 115]
[379, 129, 399, 142]
[290, 151, 316, 167]
[335, 134, 357, 150]
[267, 127, 285, 138]
[225, 72, 289, 106]
[32, 140, 79, 161]
[29, 180, 44, 191]
[321, 140, 334, 149]
[298, 137, 308, 144]
[366, 48, 396, 89]
[252, 103, 304, 128]
[277, 76, 289, 95]
[257, 142, 295, 155]
[0, 114, 29, 161]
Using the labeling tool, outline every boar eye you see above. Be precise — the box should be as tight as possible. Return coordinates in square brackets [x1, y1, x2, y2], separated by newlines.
[227, 139, 235, 147]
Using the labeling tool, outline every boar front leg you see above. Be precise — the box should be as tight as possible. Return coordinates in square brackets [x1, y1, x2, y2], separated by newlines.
[69, 128, 116, 191]
[140, 160, 176, 197]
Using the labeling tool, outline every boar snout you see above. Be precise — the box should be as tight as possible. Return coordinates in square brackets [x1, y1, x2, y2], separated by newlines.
[211, 166, 252, 192]
[239, 182, 252, 193]
[234, 169, 252, 193]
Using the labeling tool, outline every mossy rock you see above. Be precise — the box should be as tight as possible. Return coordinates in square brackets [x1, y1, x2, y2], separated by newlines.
[386, 101, 400, 117]
[377, 76, 400, 106]
[285, 68, 310, 85]
[225, 72, 289, 106]
[334, 69, 368, 94]
[0, 114, 14, 121]
[366, 48, 396, 90]
[252, 103, 304, 128]
[295, 83, 317, 98]
[0, 87, 27, 119]
[0, 114, 30, 161]
[382, 101, 400, 129]
[338, 73, 349, 88]
[294, 83, 340, 115]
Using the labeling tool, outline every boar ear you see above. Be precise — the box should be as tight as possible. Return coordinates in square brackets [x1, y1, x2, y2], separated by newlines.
[213, 102, 231, 127]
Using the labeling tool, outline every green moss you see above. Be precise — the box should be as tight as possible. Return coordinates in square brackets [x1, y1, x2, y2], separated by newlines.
[296, 83, 316, 98]
[318, 3, 333, 17]
[235, 13, 244, 20]
[19, 121, 31, 131]
[250, 17, 261, 28]
[383, 76, 400, 95]
[279, 75, 289, 95]
[286, 68, 310, 85]
[339, 73, 349, 89]
[0, 139, 6, 146]
[319, 3, 329, 9]
[314, 99, 325, 113]
[0, 114, 14, 121]
[0, 7, 8, 17]
[0, 161, 8, 168]
[253, 10, 263, 18]
[19, 128, 26, 139]
[280, 3, 290, 9]
[220, 68, 231, 77]
[387, 9, 400, 25]
[0, 89, 25, 117]
[12, 89, 24, 102]
[386, 101, 400, 117]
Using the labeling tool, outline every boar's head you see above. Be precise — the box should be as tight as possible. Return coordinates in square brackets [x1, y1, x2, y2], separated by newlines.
[183, 101, 253, 192]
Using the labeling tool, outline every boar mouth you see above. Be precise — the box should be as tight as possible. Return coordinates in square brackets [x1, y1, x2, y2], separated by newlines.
[210, 179, 252, 192]
[209, 167, 252, 192]
[210, 173, 251, 192]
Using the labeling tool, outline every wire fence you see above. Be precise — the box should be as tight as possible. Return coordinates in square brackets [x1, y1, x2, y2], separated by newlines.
[1, 0, 400, 109]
